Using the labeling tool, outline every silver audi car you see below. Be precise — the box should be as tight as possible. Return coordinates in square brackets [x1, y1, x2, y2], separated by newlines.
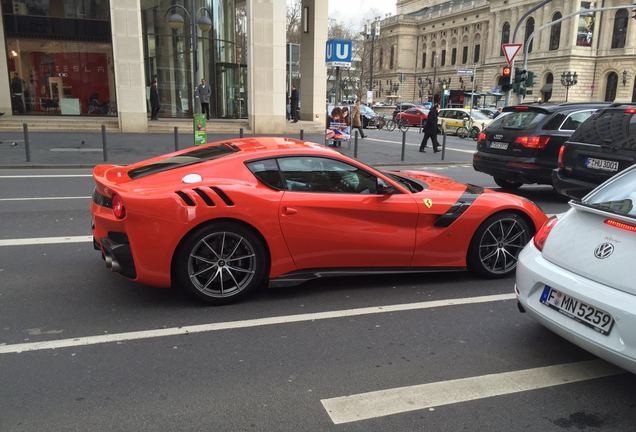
[516, 164, 636, 373]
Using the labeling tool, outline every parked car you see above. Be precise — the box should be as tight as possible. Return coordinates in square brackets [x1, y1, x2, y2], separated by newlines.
[553, 104, 636, 199]
[473, 102, 611, 190]
[360, 105, 386, 129]
[392, 102, 417, 120]
[516, 164, 636, 373]
[91, 137, 546, 304]
[395, 107, 429, 128]
[438, 108, 493, 136]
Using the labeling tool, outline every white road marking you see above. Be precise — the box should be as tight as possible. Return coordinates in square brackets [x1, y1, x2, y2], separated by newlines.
[0, 293, 515, 354]
[321, 359, 623, 424]
[0, 174, 92, 178]
[0, 196, 91, 202]
[50, 148, 102, 152]
[365, 137, 476, 154]
[0, 236, 92, 247]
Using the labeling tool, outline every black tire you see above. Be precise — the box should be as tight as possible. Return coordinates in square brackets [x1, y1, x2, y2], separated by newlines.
[494, 177, 523, 190]
[456, 127, 469, 139]
[174, 222, 269, 305]
[467, 212, 532, 278]
[398, 121, 410, 132]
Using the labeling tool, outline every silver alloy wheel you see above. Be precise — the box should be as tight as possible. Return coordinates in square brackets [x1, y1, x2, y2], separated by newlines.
[478, 217, 529, 275]
[187, 231, 256, 298]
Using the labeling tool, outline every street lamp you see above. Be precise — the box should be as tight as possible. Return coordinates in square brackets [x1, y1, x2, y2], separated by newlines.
[417, 77, 432, 102]
[365, 17, 381, 101]
[165, 5, 213, 115]
[560, 71, 578, 102]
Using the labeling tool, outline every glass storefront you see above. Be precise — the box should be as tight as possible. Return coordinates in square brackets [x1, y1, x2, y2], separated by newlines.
[2, 0, 117, 116]
[141, 0, 248, 119]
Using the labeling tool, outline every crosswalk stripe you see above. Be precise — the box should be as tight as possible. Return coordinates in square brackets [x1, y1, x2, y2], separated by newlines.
[0, 236, 92, 247]
[0, 196, 91, 201]
[321, 359, 623, 424]
[364, 137, 476, 154]
[0, 293, 515, 354]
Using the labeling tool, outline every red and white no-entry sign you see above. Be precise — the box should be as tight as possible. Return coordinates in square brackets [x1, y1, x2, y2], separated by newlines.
[501, 44, 523, 64]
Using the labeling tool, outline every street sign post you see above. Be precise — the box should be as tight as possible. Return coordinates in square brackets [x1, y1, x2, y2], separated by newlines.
[501, 43, 522, 65]
[193, 114, 206, 146]
[457, 68, 474, 76]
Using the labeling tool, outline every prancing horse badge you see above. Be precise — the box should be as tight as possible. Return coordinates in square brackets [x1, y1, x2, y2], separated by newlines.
[423, 198, 433, 208]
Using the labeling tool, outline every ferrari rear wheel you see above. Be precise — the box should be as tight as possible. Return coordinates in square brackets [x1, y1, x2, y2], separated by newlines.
[176, 222, 268, 304]
[467, 212, 532, 278]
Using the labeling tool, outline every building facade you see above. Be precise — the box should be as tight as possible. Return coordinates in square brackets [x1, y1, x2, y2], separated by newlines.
[0, 0, 327, 133]
[368, 0, 636, 106]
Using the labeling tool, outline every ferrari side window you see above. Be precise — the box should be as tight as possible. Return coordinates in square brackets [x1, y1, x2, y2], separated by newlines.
[277, 157, 379, 194]
[246, 159, 285, 190]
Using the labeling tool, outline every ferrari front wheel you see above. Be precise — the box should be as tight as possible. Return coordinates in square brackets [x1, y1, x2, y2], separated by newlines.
[467, 212, 532, 278]
[175, 222, 268, 304]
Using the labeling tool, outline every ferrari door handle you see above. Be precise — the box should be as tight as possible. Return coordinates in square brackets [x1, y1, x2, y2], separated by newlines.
[282, 206, 298, 215]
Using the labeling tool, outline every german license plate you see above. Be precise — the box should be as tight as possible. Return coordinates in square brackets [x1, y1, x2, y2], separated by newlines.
[585, 157, 619, 172]
[540, 286, 614, 335]
[490, 142, 509, 150]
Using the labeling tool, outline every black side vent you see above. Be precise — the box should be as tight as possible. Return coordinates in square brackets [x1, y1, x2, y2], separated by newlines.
[175, 191, 196, 206]
[193, 188, 216, 206]
[93, 189, 113, 208]
[210, 186, 235, 206]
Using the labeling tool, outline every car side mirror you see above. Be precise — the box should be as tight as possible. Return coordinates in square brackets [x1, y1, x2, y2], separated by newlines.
[377, 178, 398, 195]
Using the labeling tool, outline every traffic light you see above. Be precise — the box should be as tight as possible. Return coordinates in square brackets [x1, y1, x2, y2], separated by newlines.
[514, 68, 527, 85]
[502, 66, 512, 91]
[526, 71, 535, 87]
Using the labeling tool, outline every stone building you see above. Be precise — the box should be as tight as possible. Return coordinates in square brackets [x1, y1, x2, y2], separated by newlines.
[368, 0, 636, 106]
[0, 0, 327, 133]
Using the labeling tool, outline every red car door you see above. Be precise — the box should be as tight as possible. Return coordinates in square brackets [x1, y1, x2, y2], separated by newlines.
[277, 156, 419, 269]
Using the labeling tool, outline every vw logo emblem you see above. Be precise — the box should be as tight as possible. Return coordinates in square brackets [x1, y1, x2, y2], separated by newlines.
[594, 243, 614, 259]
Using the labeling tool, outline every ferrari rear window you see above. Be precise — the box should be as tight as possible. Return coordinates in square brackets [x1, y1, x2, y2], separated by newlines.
[128, 144, 239, 179]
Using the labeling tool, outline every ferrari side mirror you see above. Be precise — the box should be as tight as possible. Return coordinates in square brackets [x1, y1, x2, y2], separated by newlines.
[377, 178, 398, 195]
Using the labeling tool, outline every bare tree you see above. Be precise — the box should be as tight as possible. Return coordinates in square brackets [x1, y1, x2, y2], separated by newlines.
[287, 0, 302, 44]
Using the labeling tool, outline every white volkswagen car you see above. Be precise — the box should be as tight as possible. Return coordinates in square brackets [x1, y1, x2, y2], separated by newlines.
[516, 165, 636, 373]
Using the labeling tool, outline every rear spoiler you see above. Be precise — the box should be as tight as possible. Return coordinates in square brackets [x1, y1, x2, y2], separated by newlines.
[502, 105, 551, 114]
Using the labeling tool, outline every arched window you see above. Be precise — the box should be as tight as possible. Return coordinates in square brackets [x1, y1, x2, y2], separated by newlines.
[500, 22, 510, 56]
[379, 49, 383, 69]
[389, 46, 395, 69]
[524, 17, 535, 53]
[473, 34, 481, 63]
[542, 73, 553, 102]
[422, 44, 427, 69]
[440, 40, 447, 66]
[611, 9, 628, 49]
[605, 72, 618, 102]
[461, 35, 469, 64]
[550, 12, 562, 51]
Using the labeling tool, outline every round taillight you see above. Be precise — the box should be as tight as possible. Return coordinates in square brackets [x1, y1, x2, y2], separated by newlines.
[533, 216, 558, 251]
[112, 194, 126, 219]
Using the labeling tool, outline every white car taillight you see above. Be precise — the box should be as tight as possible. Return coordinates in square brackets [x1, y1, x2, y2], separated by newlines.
[533, 216, 558, 251]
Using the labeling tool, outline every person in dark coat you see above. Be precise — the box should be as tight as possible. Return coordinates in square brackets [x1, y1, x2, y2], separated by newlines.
[150, 79, 160, 120]
[195, 78, 212, 120]
[290, 85, 299, 123]
[420, 103, 440, 153]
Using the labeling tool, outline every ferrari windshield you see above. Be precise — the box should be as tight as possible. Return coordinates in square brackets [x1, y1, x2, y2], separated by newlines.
[128, 144, 239, 179]
[582, 167, 636, 219]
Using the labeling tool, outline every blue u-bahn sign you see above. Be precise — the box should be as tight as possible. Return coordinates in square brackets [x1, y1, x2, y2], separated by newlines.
[326, 39, 352, 68]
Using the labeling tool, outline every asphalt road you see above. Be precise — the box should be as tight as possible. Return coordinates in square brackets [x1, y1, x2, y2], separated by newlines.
[1, 151, 634, 431]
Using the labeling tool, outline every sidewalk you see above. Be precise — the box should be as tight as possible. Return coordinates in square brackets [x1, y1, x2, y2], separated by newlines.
[0, 129, 473, 168]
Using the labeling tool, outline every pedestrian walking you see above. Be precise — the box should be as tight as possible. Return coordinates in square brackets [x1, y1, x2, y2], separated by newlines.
[290, 85, 299, 123]
[351, 101, 366, 138]
[196, 78, 212, 120]
[149, 79, 160, 120]
[420, 103, 440, 153]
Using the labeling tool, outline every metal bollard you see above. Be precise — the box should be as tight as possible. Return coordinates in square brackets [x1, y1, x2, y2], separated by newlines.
[300, 129, 304, 140]
[174, 126, 179, 151]
[401, 130, 406, 162]
[22, 123, 31, 162]
[239, 128, 244, 138]
[101, 125, 108, 162]
[354, 130, 359, 158]
[441, 130, 446, 161]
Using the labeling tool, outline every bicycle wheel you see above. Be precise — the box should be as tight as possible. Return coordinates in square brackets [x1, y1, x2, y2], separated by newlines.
[398, 121, 410, 132]
[456, 127, 469, 139]
[470, 126, 480, 141]
[386, 119, 396, 132]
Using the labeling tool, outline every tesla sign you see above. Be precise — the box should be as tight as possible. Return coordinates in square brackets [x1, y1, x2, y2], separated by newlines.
[326, 39, 352, 68]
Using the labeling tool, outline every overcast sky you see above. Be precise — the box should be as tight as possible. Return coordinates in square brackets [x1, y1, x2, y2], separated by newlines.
[328, 0, 396, 31]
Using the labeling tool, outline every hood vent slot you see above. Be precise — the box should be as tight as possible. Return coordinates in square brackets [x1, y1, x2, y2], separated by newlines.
[210, 186, 234, 206]
[193, 188, 216, 206]
[175, 191, 195, 206]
